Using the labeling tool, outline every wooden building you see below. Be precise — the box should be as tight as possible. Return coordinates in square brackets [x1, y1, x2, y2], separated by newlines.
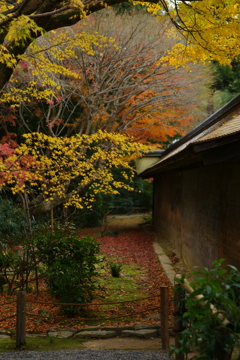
[140, 95, 240, 271]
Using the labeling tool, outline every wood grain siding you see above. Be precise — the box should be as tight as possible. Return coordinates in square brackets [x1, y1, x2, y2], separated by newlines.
[153, 173, 183, 257]
[142, 96, 240, 271]
[153, 161, 240, 270]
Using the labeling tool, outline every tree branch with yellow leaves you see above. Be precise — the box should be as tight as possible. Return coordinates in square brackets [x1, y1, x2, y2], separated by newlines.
[0, 131, 149, 215]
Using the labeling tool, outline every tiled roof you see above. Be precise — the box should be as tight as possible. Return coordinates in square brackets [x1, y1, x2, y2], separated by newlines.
[195, 115, 240, 143]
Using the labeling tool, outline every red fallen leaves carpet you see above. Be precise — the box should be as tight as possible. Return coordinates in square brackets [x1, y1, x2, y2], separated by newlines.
[0, 218, 174, 333]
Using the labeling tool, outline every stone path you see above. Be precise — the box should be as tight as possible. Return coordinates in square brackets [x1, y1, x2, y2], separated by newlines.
[153, 235, 193, 283]
[0, 324, 174, 341]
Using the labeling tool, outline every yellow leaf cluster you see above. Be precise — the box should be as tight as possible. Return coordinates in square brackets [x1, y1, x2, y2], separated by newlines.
[1, 87, 55, 106]
[133, 1, 163, 15]
[6, 15, 44, 46]
[2, 28, 113, 105]
[160, 0, 240, 66]
[134, 0, 240, 66]
[0, 45, 17, 68]
[70, 0, 87, 18]
[0, 131, 149, 210]
[0, 14, 44, 70]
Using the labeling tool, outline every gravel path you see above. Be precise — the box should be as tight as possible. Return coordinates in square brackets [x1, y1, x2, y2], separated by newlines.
[0, 350, 173, 360]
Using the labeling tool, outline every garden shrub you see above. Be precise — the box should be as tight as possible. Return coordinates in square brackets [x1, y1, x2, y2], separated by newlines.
[0, 197, 26, 245]
[35, 233, 102, 316]
[0, 238, 42, 293]
[0, 197, 43, 293]
[36, 221, 76, 237]
[171, 259, 240, 360]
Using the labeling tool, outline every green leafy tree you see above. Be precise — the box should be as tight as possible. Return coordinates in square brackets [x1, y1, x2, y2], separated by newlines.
[213, 58, 240, 110]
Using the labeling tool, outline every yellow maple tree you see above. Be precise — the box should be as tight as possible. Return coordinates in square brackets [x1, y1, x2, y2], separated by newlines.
[0, 131, 148, 214]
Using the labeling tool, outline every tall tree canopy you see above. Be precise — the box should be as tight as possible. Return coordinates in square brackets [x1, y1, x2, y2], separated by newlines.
[0, 0, 240, 94]
[1, 10, 211, 145]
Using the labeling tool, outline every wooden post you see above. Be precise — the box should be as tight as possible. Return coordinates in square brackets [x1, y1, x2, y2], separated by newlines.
[160, 286, 169, 350]
[216, 350, 232, 360]
[216, 330, 232, 360]
[174, 282, 184, 360]
[16, 291, 26, 350]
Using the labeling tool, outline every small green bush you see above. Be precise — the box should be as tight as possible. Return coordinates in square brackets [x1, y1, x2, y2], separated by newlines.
[36, 221, 76, 237]
[0, 241, 39, 293]
[35, 233, 102, 316]
[109, 262, 122, 278]
[0, 198, 26, 244]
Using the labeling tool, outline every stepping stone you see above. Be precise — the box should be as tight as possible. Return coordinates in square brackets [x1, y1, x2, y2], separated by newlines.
[27, 334, 47, 338]
[48, 330, 74, 338]
[122, 329, 158, 339]
[75, 330, 116, 339]
[102, 326, 135, 335]
[0, 335, 10, 340]
[78, 326, 101, 332]
[135, 324, 160, 330]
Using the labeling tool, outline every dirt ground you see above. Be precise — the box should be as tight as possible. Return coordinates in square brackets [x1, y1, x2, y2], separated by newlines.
[81, 337, 200, 359]
[81, 336, 175, 350]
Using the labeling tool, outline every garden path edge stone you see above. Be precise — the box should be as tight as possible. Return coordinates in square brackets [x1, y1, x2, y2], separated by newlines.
[121, 329, 158, 339]
[21, 324, 174, 339]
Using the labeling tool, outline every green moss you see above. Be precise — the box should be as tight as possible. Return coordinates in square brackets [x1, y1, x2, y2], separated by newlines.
[97, 262, 146, 302]
[89, 260, 148, 323]
[0, 337, 87, 352]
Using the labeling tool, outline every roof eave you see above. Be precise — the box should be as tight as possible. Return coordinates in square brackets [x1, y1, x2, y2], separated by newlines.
[140, 94, 240, 178]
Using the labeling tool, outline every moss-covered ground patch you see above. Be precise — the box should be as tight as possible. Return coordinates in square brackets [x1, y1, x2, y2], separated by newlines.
[97, 261, 147, 300]
[0, 336, 87, 353]
[81, 260, 149, 325]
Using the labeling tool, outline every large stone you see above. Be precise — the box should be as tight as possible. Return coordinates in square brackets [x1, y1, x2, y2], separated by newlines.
[135, 324, 160, 330]
[0, 334, 10, 340]
[77, 326, 101, 332]
[47, 330, 74, 338]
[60, 327, 78, 333]
[122, 329, 158, 339]
[27, 333, 47, 338]
[101, 326, 135, 336]
[0, 331, 11, 335]
[75, 330, 116, 339]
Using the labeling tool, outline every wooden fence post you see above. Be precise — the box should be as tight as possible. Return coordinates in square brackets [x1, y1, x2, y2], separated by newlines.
[174, 282, 184, 360]
[16, 291, 26, 350]
[160, 286, 169, 350]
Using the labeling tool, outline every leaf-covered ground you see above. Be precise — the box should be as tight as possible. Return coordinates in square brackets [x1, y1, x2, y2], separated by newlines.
[0, 215, 174, 333]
